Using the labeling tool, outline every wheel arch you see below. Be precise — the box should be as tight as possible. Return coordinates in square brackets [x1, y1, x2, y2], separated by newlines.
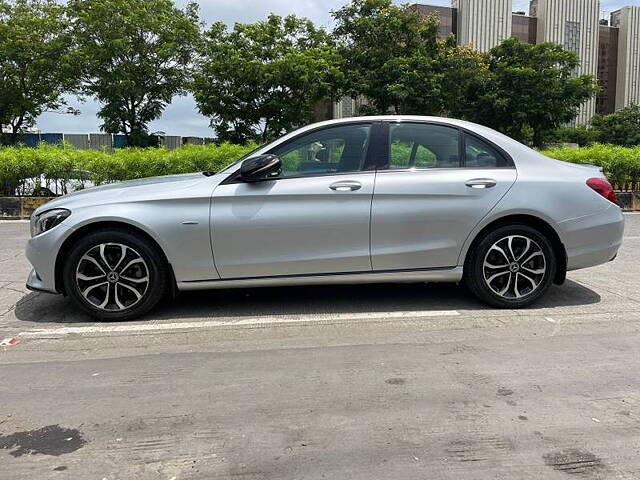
[55, 220, 176, 295]
[463, 214, 567, 285]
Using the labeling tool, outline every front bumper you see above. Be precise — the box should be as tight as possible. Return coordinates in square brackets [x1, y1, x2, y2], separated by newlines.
[26, 268, 57, 294]
[25, 224, 73, 294]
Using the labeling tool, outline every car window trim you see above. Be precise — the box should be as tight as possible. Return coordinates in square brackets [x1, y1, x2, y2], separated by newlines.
[221, 121, 378, 185]
[378, 120, 515, 171]
[383, 121, 461, 170]
[461, 130, 512, 168]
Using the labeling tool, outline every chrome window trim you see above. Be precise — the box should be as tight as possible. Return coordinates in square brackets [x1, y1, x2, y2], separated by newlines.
[379, 120, 515, 171]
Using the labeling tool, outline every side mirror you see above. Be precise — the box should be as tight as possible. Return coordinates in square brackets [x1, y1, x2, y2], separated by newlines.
[240, 155, 282, 182]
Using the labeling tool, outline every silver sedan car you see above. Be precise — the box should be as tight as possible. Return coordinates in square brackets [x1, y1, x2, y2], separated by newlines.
[26, 116, 624, 320]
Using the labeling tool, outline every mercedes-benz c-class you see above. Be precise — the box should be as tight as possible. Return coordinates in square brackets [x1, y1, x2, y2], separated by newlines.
[26, 117, 624, 320]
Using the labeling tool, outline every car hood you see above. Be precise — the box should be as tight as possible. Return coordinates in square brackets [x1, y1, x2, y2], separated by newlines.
[34, 172, 221, 215]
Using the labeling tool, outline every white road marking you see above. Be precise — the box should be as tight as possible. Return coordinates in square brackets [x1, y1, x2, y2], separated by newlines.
[544, 317, 556, 323]
[19, 310, 460, 337]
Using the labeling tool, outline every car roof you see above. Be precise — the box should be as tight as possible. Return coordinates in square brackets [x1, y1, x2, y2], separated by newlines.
[302, 115, 479, 129]
[290, 116, 514, 143]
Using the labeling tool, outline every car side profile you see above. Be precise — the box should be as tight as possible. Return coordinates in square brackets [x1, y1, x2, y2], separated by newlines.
[26, 116, 624, 320]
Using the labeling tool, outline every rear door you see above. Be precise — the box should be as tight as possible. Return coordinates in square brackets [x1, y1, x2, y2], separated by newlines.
[210, 122, 377, 279]
[370, 121, 517, 271]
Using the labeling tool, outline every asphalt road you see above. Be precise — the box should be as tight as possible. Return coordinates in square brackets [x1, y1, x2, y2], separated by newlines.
[1, 215, 640, 479]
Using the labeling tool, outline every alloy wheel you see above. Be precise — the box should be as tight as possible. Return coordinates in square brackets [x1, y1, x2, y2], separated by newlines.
[75, 243, 150, 311]
[482, 235, 546, 300]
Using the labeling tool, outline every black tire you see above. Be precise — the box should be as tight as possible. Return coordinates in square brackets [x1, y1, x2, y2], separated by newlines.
[464, 224, 556, 308]
[62, 229, 169, 321]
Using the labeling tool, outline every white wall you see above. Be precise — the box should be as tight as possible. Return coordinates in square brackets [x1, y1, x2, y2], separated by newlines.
[612, 6, 640, 110]
[453, 0, 513, 52]
[534, 0, 600, 125]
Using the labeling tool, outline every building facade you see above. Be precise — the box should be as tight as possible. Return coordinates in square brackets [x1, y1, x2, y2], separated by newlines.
[512, 13, 538, 44]
[611, 6, 640, 110]
[597, 22, 619, 115]
[414, 0, 640, 122]
[533, 0, 600, 124]
[411, 4, 457, 40]
[451, 0, 513, 51]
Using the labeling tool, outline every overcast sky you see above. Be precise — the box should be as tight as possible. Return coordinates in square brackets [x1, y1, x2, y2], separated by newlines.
[35, 0, 639, 137]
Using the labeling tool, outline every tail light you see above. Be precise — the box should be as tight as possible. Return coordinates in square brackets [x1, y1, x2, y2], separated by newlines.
[587, 178, 618, 205]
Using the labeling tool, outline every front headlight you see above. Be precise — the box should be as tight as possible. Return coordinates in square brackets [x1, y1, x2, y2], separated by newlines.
[30, 209, 71, 237]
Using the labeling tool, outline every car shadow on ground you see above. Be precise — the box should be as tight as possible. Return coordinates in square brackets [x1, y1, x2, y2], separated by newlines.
[13, 279, 601, 325]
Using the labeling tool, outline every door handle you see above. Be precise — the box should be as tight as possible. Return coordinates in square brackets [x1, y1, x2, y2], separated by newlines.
[330, 180, 362, 192]
[465, 178, 497, 189]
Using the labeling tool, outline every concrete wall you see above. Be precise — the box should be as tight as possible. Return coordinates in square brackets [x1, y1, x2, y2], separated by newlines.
[0, 197, 52, 219]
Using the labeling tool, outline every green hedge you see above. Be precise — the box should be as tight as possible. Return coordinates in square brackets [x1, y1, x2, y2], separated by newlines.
[2, 142, 639, 196]
[0, 142, 257, 195]
[541, 144, 640, 191]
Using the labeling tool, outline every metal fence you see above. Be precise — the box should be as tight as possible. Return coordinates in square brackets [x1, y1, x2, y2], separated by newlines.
[13, 133, 216, 150]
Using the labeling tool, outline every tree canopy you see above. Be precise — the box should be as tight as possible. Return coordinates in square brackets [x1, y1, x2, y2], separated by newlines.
[192, 14, 343, 144]
[0, 0, 607, 148]
[591, 105, 640, 147]
[470, 38, 600, 147]
[332, 0, 441, 115]
[0, 0, 78, 144]
[68, 0, 200, 146]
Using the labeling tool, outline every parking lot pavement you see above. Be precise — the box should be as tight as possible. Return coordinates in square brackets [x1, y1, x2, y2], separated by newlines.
[1, 215, 640, 479]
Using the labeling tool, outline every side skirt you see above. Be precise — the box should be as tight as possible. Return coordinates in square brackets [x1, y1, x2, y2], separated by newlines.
[177, 267, 464, 291]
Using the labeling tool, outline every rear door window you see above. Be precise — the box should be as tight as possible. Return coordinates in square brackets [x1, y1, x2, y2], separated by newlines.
[464, 134, 511, 168]
[387, 123, 461, 170]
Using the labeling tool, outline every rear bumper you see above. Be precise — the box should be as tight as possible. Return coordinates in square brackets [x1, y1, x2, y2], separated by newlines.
[559, 204, 624, 271]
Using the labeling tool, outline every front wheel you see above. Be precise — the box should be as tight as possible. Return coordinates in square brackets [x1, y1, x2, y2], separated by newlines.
[464, 225, 556, 308]
[63, 229, 169, 321]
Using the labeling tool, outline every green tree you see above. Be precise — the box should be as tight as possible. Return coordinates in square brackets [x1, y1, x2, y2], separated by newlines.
[0, 0, 78, 145]
[470, 38, 599, 147]
[332, 0, 442, 115]
[193, 15, 342, 144]
[68, 0, 200, 146]
[437, 42, 490, 119]
[591, 105, 640, 147]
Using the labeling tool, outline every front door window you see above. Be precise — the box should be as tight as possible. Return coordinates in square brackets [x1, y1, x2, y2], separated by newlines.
[269, 124, 372, 178]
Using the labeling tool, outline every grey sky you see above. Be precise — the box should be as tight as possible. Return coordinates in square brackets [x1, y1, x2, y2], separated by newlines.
[35, 0, 640, 137]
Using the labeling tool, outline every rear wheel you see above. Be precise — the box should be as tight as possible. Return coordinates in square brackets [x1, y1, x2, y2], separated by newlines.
[464, 225, 556, 308]
[63, 229, 169, 321]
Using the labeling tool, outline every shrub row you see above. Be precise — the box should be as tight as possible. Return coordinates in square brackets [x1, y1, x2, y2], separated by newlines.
[1, 142, 639, 196]
[541, 144, 640, 191]
[0, 142, 257, 195]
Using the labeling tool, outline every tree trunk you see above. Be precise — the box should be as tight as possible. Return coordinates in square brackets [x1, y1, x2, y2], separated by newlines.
[8, 122, 22, 145]
[533, 128, 544, 149]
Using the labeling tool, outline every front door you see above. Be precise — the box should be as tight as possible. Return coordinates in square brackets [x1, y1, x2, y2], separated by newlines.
[370, 121, 518, 271]
[210, 123, 376, 279]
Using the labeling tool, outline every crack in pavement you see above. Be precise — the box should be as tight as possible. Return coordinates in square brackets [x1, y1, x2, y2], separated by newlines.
[0, 252, 23, 263]
[2, 285, 29, 295]
[0, 286, 41, 318]
[576, 279, 640, 305]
